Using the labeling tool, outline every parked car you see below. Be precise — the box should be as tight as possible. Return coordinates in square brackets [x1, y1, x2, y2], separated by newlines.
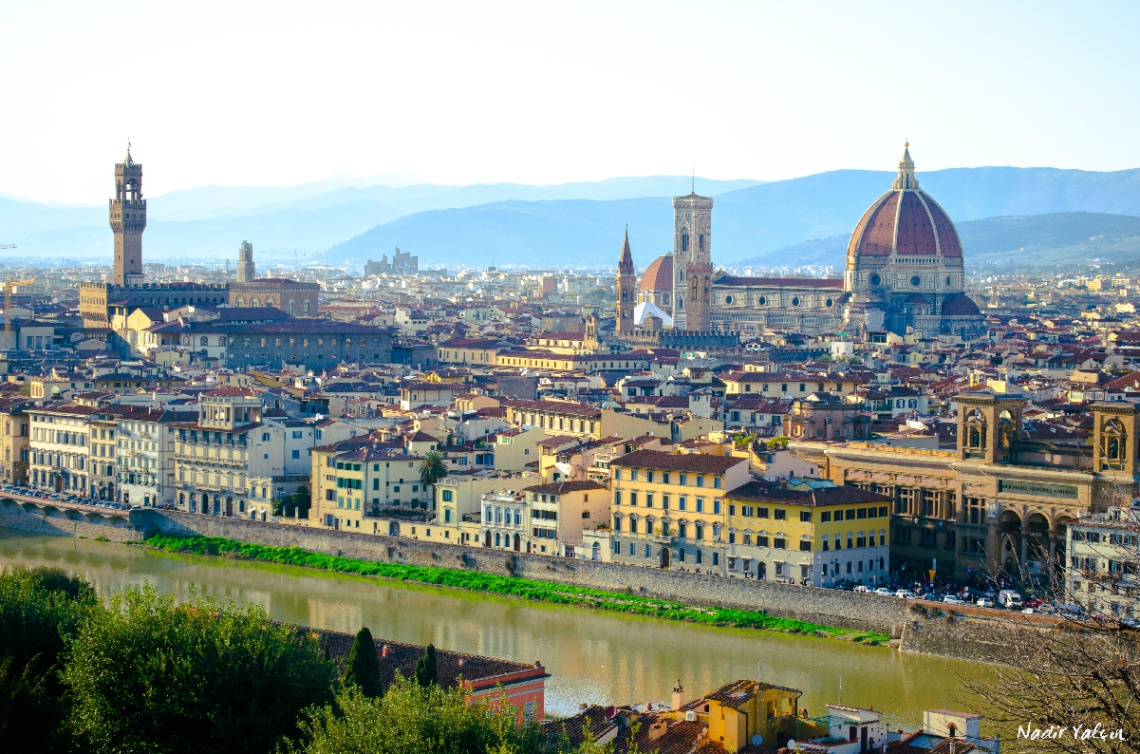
[854, 585, 871, 593]
[976, 598, 994, 608]
[874, 588, 893, 596]
[998, 590, 1024, 609]
[896, 590, 917, 599]
[942, 595, 967, 605]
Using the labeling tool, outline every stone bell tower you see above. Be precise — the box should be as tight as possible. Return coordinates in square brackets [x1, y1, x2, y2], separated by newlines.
[615, 229, 637, 336]
[109, 145, 146, 287]
[672, 191, 713, 330]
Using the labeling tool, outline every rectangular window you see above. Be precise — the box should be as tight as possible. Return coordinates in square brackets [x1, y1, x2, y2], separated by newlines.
[846, 509, 856, 520]
[857, 507, 867, 519]
[774, 538, 786, 549]
[646, 493, 654, 508]
[696, 476, 704, 488]
[614, 469, 622, 481]
[800, 540, 812, 552]
[757, 535, 769, 547]
[820, 511, 831, 522]
[713, 499, 721, 514]
[758, 507, 769, 518]
[629, 492, 638, 506]
[696, 498, 704, 513]
[774, 508, 786, 521]
[678, 496, 687, 511]
[800, 510, 811, 522]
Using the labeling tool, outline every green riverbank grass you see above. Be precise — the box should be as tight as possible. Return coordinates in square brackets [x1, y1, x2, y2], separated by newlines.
[136, 534, 892, 645]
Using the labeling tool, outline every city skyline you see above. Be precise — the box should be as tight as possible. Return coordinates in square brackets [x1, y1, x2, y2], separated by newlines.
[2, 1, 1140, 204]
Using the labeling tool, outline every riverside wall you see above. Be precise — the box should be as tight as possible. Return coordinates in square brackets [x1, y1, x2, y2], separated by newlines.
[1, 503, 1052, 662]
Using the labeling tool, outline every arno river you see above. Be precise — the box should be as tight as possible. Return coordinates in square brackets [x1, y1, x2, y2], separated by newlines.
[0, 529, 990, 725]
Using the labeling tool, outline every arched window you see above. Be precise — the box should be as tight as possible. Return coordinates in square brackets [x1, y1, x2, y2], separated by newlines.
[964, 409, 987, 455]
[200, 336, 208, 347]
[1102, 419, 1127, 471]
[218, 336, 226, 346]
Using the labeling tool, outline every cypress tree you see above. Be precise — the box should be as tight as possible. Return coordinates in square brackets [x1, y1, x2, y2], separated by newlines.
[342, 627, 382, 698]
[413, 643, 437, 687]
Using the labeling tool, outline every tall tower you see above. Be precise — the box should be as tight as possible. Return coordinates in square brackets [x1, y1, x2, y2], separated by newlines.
[615, 228, 636, 336]
[109, 147, 146, 287]
[671, 191, 713, 330]
[237, 240, 256, 283]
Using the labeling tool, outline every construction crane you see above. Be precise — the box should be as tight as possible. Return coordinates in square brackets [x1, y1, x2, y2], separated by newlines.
[4, 278, 35, 348]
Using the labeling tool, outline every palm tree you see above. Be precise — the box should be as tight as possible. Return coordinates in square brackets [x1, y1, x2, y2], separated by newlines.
[419, 451, 448, 508]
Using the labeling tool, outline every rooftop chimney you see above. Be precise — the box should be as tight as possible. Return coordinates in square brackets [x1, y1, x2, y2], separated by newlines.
[671, 680, 684, 711]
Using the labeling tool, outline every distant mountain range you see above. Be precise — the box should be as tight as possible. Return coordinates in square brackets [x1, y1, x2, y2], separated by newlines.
[6, 167, 1140, 270]
[0, 176, 758, 265]
[736, 212, 1140, 270]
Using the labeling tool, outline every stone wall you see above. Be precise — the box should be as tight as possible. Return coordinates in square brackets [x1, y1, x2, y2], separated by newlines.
[0, 502, 1054, 663]
[900, 601, 1062, 664]
[134, 509, 911, 636]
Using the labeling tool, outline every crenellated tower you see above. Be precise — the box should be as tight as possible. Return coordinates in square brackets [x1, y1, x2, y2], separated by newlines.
[616, 228, 637, 336]
[671, 191, 713, 330]
[109, 146, 146, 287]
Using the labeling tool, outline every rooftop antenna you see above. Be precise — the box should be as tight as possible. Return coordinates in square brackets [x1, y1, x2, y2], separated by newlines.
[691, 167, 695, 194]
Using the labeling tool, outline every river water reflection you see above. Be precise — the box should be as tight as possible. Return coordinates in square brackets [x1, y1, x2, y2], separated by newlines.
[0, 530, 990, 724]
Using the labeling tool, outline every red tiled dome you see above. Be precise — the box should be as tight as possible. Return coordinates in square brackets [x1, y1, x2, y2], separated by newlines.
[639, 254, 673, 293]
[942, 293, 981, 316]
[847, 147, 962, 261]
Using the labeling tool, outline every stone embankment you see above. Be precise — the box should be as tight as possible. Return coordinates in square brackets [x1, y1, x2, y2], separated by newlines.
[1, 499, 1061, 663]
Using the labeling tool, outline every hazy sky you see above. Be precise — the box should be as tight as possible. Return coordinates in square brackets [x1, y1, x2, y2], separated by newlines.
[3, 0, 1139, 204]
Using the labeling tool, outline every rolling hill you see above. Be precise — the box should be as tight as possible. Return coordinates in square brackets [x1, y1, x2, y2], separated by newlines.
[327, 168, 1140, 269]
[734, 212, 1140, 270]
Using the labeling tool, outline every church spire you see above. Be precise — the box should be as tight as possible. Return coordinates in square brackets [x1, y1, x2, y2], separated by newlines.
[618, 226, 634, 274]
[892, 140, 919, 190]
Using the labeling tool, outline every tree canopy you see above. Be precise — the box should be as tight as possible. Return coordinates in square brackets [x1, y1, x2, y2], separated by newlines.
[63, 586, 335, 754]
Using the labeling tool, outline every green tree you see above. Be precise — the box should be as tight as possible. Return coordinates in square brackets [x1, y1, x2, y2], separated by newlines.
[414, 643, 438, 688]
[0, 567, 98, 754]
[341, 626, 382, 698]
[63, 586, 335, 754]
[419, 450, 449, 503]
[290, 678, 550, 754]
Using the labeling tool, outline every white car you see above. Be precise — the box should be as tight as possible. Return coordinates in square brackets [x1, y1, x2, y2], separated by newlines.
[976, 598, 994, 608]
[942, 595, 967, 605]
[854, 585, 871, 594]
[874, 588, 893, 596]
[896, 590, 917, 599]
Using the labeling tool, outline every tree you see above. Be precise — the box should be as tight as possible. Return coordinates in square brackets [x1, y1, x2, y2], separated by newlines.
[341, 627, 382, 698]
[0, 567, 98, 754]
[290, 678, 550, 754]
[63, 586, 335, 754]
[961, 490, 1140, 753]
[273, 485, 312, 518]
[419, 450, 449, 499]
[414, 643, 438, 688]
